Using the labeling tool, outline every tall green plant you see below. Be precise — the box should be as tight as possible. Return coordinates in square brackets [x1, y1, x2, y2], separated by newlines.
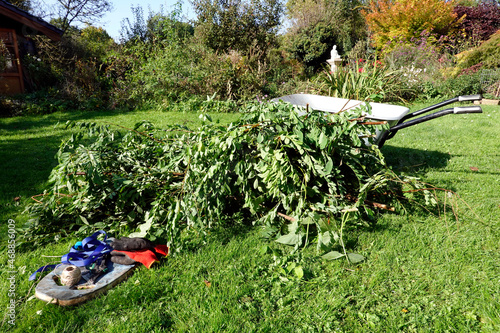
[316, 59, 419, 102]
[317, 60, 387, 101]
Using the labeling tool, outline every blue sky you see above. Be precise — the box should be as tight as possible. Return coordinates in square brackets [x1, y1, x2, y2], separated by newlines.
[39, 0, 195, 40]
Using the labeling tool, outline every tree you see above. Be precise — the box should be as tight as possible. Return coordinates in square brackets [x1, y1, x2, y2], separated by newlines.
[191, 0, 284, 54]
[53, 0, 113, 33]
[120, 4, 194, 43]
[79, 25, 116, 59]
[285, 0, 367, 71]
[4, 0, 32, 12]
[362, 0, 460, 51]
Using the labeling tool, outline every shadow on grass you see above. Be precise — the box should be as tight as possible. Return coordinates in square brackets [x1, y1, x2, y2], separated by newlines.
[381, 144, 451, 173]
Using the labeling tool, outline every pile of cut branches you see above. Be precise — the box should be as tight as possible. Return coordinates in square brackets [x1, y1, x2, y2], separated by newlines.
[24, 101, 427, 255]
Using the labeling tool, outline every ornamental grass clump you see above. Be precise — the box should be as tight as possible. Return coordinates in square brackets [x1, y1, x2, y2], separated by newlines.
[316, 59, 390, 101]
[24, 102, 426, 255]
[315, 59, 415, 102]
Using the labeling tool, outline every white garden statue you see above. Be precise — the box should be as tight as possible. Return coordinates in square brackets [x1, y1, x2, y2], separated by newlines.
[331, 45, 340, 59]
[327, 45, 342, 73]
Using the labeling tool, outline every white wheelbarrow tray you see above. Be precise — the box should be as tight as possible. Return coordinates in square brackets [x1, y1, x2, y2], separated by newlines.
[272, 94, 483, 147]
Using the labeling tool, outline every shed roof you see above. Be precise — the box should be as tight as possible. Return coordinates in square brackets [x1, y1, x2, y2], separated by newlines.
[0, 0, 63, 41]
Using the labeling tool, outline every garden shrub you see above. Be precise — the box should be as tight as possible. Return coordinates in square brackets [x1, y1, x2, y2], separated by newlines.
[315, 58, 419, 102]
[480, 69, 500, 99]
[383, 31, 451, 70]
[454, 3, 500, 42]
[285, 0, 367, 72]
[120, 5, 194, 43]
[454, 30, 500, 71]
[437, 71, 483, 97]
[362, 0, 460, 52]
[346, 39, 376, 68]
[107, 39, 299, 107]
[286, 21, 339, 73]
[18, 25, 117, 113]
[103, 3, 302, 109]
[191, 0, 283, 55]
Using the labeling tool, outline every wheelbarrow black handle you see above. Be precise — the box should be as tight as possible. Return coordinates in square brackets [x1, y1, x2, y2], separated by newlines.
[453, 106, 483, 114]
[391, 106, 482, 131]
[458, 94, 482, 102]
[377, 106, 483, 147]
[400, 94, 482, 122]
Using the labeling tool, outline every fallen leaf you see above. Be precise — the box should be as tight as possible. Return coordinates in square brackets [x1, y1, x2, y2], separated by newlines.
[14, 197, 20, 202]
[204, 280, 211, 287]
[469, 167, 479, 171]
[240, 296, 253, 303]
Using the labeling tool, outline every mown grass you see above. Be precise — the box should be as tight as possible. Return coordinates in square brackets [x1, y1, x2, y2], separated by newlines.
[1, 103, 499, 332]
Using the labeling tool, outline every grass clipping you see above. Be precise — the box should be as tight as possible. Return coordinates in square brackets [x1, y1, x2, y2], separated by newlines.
[25, 101, 430, 255]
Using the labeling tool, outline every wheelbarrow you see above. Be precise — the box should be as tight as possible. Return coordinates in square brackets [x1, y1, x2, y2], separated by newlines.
[272, 94, 483, 147]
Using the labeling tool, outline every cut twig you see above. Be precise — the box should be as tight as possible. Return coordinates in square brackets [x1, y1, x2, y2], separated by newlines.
[364, 200, 395, 211]
[277, 212, 296, 222]
[358, 121, 388, 126]
[340, 207, 359, 213]
[31, 193, 73, 204]
[102, 121, 165, 143]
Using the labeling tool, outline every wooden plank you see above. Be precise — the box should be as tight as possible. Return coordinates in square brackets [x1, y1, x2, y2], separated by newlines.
[35, 262, 136, 306]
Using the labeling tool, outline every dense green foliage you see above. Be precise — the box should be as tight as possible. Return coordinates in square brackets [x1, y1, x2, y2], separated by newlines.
[24, 102, 422, 254]
[455, 30, 500, 70]
[362, 0, 460, 52]
[120, 5, 194, 43]
[285, 0, 367, 71]
[286, 21, 338, 71]
[191, 0, 283, 54]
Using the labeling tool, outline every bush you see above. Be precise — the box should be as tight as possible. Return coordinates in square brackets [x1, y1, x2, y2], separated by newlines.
[346, 39, 376, 68]
[105, 4, 303, 109]
[454, 3, 500, 42]
[315, 58, 419, 102]
[286, 21, 339, 72]
[480, 69, 500, 99]
[285, 0, 367, 72]
[437, 71, 483, 97]
[362, 0, 459, 51]
[192, 0, 283, 54]
[21, 25, 117, 113]
[454, 30, 500, 71]
[383, 31, 451, 70]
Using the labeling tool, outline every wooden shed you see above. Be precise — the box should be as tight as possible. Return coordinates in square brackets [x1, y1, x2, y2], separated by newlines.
[0, 0, 63, 95]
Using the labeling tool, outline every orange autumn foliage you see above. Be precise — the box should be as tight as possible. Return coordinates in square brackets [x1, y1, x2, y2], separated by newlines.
[362, 0, 462, 50]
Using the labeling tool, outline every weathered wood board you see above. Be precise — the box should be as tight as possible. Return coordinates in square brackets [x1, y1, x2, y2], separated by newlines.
[35, 262, 136, 306]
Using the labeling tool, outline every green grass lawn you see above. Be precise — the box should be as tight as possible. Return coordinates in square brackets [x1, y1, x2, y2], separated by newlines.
[0, 103, 499, 332]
